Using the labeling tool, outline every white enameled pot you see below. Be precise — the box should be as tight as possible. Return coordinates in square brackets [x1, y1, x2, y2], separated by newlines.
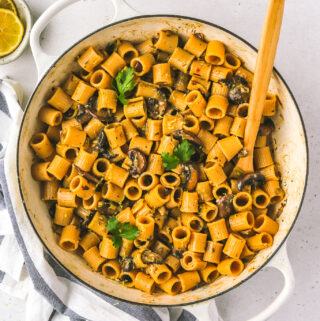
[6, 0, 308, 320]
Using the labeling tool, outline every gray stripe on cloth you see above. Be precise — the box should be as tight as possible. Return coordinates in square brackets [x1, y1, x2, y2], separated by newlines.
[0, 270, 5, 283]
[48, 310, 57, 321]
[177, 310, 196, 321]
[0, 159, 192, 321]
[0, 159, 86, 321]
[0, 90, 10, 117]
[0, 234, 5, 282]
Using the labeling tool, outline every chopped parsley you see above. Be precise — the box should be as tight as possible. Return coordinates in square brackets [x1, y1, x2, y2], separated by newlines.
[113, 67, 135, 105]
[106, 215, 139, 248]
[161, 139, 195, 170]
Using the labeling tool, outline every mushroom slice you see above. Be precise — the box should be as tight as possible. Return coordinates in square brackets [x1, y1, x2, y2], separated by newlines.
[91, 130, 108, 153]
[128, 148, 147, 177]
[181, 164, 199, 191]
[172, 248, 183, 259]
[141, 250, 163, 264]
[237, 172, 266, 191]
[172, 129, 203, 146]
[228, 83, 250, 104]
[97, 199, 118, 216]
[146, 97, 167, 119]
[258, 118, 275, 136]
[217, 194, 234, 218]
[121, 257, 135, 272]
[74, 165, 100, 185]
[226, 76, 250, 104]
[75, 105, 92, 124]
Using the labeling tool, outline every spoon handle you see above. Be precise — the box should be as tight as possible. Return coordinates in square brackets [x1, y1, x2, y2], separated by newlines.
[236, 0, 285, 173]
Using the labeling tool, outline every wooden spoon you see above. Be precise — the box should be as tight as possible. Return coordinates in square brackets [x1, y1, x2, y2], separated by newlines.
[235, 0, 285, 174]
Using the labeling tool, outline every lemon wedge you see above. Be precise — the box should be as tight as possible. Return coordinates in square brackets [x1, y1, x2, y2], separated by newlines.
[0, 0, 17, 15]
[0, 8, 24, 57]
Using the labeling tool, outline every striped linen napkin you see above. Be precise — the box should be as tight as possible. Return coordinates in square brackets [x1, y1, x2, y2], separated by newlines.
[0, 78, 221, 321]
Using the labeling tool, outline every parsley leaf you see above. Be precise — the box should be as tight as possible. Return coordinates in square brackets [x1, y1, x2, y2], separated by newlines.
[106, 215, 121, 234]
[161, 152, 180, 171]
[106, 215, 139, 248]
[161, 140, 196, 170]
[114, 67, 135, 105]
[119, 222, 140, 240]
[112, 235, 122, 249]
[174, 139, 195, 163]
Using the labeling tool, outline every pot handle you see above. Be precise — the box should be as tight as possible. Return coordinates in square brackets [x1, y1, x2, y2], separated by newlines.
[30, 0, 139, 79]
[184, 242, 294, 321]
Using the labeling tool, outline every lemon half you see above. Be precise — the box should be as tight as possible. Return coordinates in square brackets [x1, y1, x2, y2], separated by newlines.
[0, 8, 24, 57]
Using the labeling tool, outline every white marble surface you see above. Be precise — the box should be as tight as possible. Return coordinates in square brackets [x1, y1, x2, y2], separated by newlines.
[0, 0, 319, 320]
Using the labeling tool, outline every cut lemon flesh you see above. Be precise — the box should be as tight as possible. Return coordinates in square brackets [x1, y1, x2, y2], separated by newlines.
[0, 0, 17, 14]
[0, 8, 24, 56]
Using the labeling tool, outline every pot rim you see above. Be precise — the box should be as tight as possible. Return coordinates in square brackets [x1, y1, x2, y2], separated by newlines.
[16, 14, 309, 307]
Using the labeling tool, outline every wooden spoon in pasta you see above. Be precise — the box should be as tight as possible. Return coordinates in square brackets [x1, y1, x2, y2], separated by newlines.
[235, 0, 285, 174]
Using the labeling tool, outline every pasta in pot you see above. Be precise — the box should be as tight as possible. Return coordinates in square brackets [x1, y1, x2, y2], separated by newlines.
[29, 29, 284, 295]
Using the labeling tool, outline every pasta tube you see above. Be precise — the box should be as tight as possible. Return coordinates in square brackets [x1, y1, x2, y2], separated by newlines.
[30, 133, 54, 159]
[217, 258, 244, 277]
[180, 192, 198, 213]
[153, 63, 172, 85]
[101, 52, 126, 78]
[181, 213, 204, 233]
[131, 53, 155, 76]
[154, 30, 178, 53]
[118, 40, 139, 63]
[172, 226, 191, 250]
[207, 218, 229, 241]
[188, 232, 207, 253]
[77, 46, 104, 72]
[47, 155, 71, 180]
[99, 236, 119, 259]
[254, 214, 279, 235]
[38, 106, 62, 126]
[135, 272, 156, 294]
[79, 231, 100, 252]
[168, 47, 195, 73]
[184, 33, 207, 57]
[229, 211, 255, 232]
[59, 225, 80, 251]
[199, 202, 218, 222]
[102, 260, 121, 280]
[223, 233, 246, 259]
[247, 232, 273, 251]
[203, 241, 223, 264]
[90, 69, 112, 89]
[147, 264, 172, 284]
[223, 53, 241, 70]
[71, 81, 96, 105]
[177, 271, 200, 292]
[145, 184, 170, 208]
[186, 90, 206, 117]
[48, 87, 73, 112]
[101, 181, 125, 203]
[205, 40, 225, 65]
[158, 277, 181, 295]
[83, 246, 106, 272]
[205, 95, 229, 119]
[252, 189, 270, 208]
[181, 251, 207, 271]
[199, 264, 219, 283]
[136, 215, 155, 240]
[196, 181, 213, 202]
[233, 192, 252, 212]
